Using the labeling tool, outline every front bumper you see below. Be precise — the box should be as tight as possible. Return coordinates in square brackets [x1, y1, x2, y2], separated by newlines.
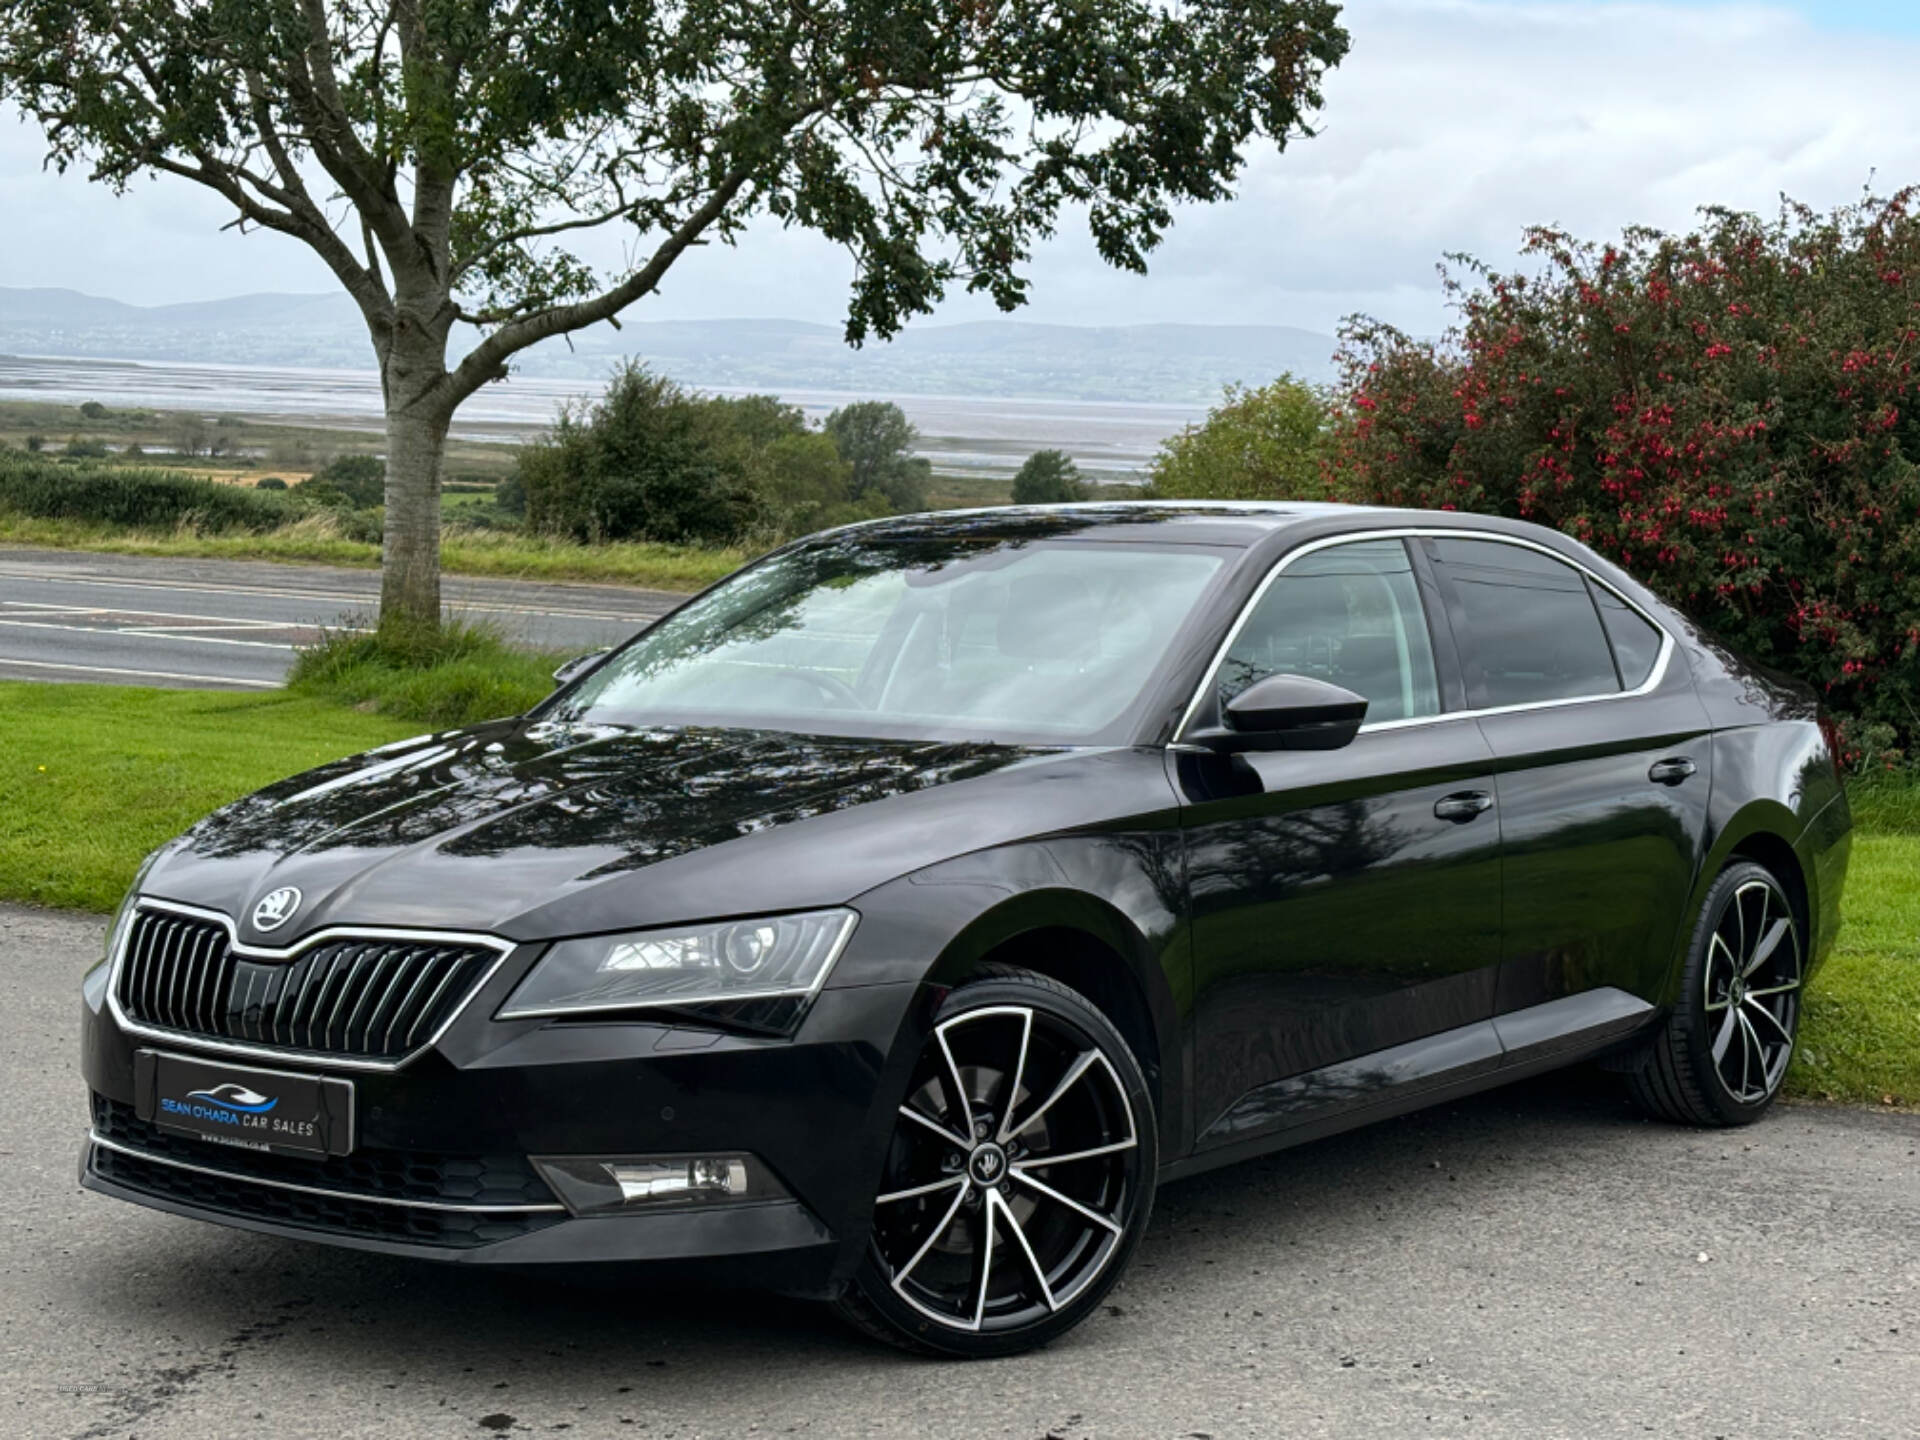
[80, 959, 927, 1295]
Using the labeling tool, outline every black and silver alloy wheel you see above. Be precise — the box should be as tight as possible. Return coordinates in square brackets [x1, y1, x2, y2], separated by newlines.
[837, 970, 1156, 1356]
[1629, 860, 1803, 1126]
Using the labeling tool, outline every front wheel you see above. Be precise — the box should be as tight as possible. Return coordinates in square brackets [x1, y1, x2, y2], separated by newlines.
[835, 969, 1157, 1357]
[1627, 860, 1804, 1126]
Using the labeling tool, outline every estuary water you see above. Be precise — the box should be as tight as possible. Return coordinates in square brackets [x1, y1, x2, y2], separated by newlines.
[0, 353, 1205, 477]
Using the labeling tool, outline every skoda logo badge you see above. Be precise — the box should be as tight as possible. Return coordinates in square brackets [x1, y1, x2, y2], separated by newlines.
[252, 887, 302, 932]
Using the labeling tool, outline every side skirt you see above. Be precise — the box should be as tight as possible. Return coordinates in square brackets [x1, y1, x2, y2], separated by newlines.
[1161, 989, 1656, 1184]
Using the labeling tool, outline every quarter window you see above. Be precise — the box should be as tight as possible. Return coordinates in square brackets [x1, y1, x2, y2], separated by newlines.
[1589, 582, 1664, 689]
[1219, 539, 1441, 724]
[1430, 538, 1621, 707]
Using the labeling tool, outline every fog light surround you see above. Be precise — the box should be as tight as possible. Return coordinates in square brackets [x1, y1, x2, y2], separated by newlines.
[533, 1153, 788, 1215]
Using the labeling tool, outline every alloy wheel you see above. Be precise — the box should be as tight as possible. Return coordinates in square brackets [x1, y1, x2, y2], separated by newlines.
[1702, 877, 1802, 1105]
[869, 1003, 1142, 1336]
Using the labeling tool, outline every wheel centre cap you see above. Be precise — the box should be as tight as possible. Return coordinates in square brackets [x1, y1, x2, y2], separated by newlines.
[968, 1142, 1009, 1186]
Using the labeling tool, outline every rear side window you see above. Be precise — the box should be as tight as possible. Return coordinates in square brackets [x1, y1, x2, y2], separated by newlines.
[1589, 582, 1664, 689]
[1220, 539, 1441, 724]
[1430, 538, 1620, 708]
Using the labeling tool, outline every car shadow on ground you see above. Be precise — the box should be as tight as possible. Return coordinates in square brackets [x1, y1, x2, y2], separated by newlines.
[64, 1066, 1659, 1389]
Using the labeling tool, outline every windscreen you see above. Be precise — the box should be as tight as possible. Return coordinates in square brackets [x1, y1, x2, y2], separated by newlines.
[543, 533, 1228, 743]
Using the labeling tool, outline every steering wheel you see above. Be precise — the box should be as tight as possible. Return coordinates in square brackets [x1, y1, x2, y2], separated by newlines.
[769, 667, 864, 709]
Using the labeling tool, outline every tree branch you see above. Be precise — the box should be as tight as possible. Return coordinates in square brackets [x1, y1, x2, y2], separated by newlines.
[445, 167, 755, 407]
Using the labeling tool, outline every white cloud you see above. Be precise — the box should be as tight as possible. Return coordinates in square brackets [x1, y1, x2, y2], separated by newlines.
[5, 0, 1920, 336]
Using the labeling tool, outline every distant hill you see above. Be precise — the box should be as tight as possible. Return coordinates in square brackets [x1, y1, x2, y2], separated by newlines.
[0, 287, 1338, 402]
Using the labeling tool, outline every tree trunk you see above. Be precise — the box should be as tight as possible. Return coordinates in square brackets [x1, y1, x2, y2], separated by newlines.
[378, 324, 453, 633]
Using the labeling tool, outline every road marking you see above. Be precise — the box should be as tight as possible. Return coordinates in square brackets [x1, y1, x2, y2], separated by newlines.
[0, 656, 280, 687]
[0, 567, 669, 623]
[0, 618, 298, 650]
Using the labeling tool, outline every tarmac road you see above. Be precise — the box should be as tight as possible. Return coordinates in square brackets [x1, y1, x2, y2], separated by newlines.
[0, 548, 684, 689]
[3, 903, 1916, 1440]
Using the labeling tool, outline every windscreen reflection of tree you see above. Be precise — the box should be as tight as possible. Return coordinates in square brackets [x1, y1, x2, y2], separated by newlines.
[542, 527, 1062, 721]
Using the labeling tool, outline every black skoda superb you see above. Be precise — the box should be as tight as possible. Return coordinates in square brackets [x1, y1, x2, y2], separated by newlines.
[80, 503, 1851, 1356]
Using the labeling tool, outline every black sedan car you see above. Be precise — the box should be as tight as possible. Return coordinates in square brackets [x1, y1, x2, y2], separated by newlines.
[80, 503, 1851, 1356]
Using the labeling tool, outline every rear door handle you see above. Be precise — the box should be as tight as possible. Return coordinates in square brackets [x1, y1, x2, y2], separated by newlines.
[1649, 757, 1697, 786]
[1434, 790, 1494, 823]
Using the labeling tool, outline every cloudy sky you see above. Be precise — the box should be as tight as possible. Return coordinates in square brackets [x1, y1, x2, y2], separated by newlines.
[4, 0, 1920, 338]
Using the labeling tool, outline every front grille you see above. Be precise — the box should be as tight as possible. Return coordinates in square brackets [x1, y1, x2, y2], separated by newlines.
[88, 1097, 563, 1250]
[91, 1097, 556, 1208]
[116, 909, 498, 1060]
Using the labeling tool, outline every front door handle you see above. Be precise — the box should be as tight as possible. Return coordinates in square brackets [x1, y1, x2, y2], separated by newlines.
[1649, 756, 1697, 786]
[1434, 790, 1494, 823]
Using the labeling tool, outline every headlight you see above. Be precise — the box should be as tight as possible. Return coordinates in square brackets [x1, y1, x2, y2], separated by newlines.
[497, 909, 858, 1022]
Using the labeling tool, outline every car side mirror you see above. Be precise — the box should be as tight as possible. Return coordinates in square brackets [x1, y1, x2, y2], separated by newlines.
[551, 650, 611, 689]
[1187, 674, 1369, 753]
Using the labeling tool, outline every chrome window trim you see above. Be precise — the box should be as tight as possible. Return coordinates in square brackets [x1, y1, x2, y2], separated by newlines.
[87, 1131, 566, 1215]
[105, 896, 515, 1074]
[1173, 527, 1676, 742]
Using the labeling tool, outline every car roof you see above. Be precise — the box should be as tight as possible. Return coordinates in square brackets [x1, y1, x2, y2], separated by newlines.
[837, 500, 1534, 549]
[836, 500, 1370, 547]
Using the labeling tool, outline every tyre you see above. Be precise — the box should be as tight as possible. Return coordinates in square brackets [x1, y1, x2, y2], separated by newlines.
[835, 968, 1157, 1357]
[1627, 860, 1804, 1126]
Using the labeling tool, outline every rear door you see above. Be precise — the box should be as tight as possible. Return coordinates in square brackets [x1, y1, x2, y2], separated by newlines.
[1178, 537, 1504, 1147]
[1421, 536, 1715, 1026]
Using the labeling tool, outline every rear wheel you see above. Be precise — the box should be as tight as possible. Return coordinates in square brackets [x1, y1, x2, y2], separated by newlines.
[1628, 860, 1803, 1126]
[835, 969, 1156, 1357]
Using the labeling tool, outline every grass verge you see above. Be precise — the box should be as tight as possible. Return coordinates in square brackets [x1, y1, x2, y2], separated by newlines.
[0, 683, 415, 913]
[1788, 831, 1920, 1106]
[0, 511, 748, 593]
[286, 621, 562, 727]
[1, 675, 1912, 1106]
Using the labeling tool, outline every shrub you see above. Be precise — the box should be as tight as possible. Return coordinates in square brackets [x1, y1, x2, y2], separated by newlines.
[298, 453, 386, 508]
[1011, 449, 1090, 504]
[1331, 191, 1920, 763]
[1150, 377, 1330, 499]
[64, 435, 109, 459]
[517, 364, 767, 544]
[0, 452, 299, 532]
[255, 476, 289, 490]
[24, 434, 44, 453]
[78, 400, 109, 420]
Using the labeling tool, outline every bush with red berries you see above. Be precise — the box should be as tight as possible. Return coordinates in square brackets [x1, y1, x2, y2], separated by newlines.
[1329, 192, 1920, 766]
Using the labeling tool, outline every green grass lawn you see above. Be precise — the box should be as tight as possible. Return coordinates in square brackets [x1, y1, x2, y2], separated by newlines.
[0, 683, 415, 912]
[1, 677, 1913, 1107]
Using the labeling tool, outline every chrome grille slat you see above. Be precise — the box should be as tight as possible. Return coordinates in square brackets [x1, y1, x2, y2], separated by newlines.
[114, 910, 496, 1062]
[403, 956, 465, 1052]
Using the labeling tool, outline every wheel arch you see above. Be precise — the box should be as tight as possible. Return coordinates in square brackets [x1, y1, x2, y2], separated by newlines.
[923, 889, 1178, 1131]
[1659, 798, 1810, 1007]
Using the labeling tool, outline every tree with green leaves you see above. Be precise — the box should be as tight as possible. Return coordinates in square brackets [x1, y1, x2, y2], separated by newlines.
[0, 0, 1348, 629]
[823, 400, 931, 511]
[1149, 376, 1330, 500]
[1010, 448, 1088, 504]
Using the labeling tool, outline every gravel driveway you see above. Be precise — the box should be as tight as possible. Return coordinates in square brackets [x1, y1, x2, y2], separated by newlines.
[4, 903, 1914, 1439]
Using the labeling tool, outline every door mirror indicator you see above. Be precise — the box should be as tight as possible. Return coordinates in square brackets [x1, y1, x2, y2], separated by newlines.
[1187, 674, 1369, 754]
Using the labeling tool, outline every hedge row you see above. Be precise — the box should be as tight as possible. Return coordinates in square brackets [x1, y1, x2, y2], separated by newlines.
[1331, 191, 1920, 765]
[0, 452, 300, 533]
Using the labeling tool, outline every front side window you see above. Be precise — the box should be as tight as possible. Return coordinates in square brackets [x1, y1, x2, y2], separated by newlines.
[545, 534, 1227, 744]
[1218, 539, 1441, 724]
[1431, 538, 1621, 707]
